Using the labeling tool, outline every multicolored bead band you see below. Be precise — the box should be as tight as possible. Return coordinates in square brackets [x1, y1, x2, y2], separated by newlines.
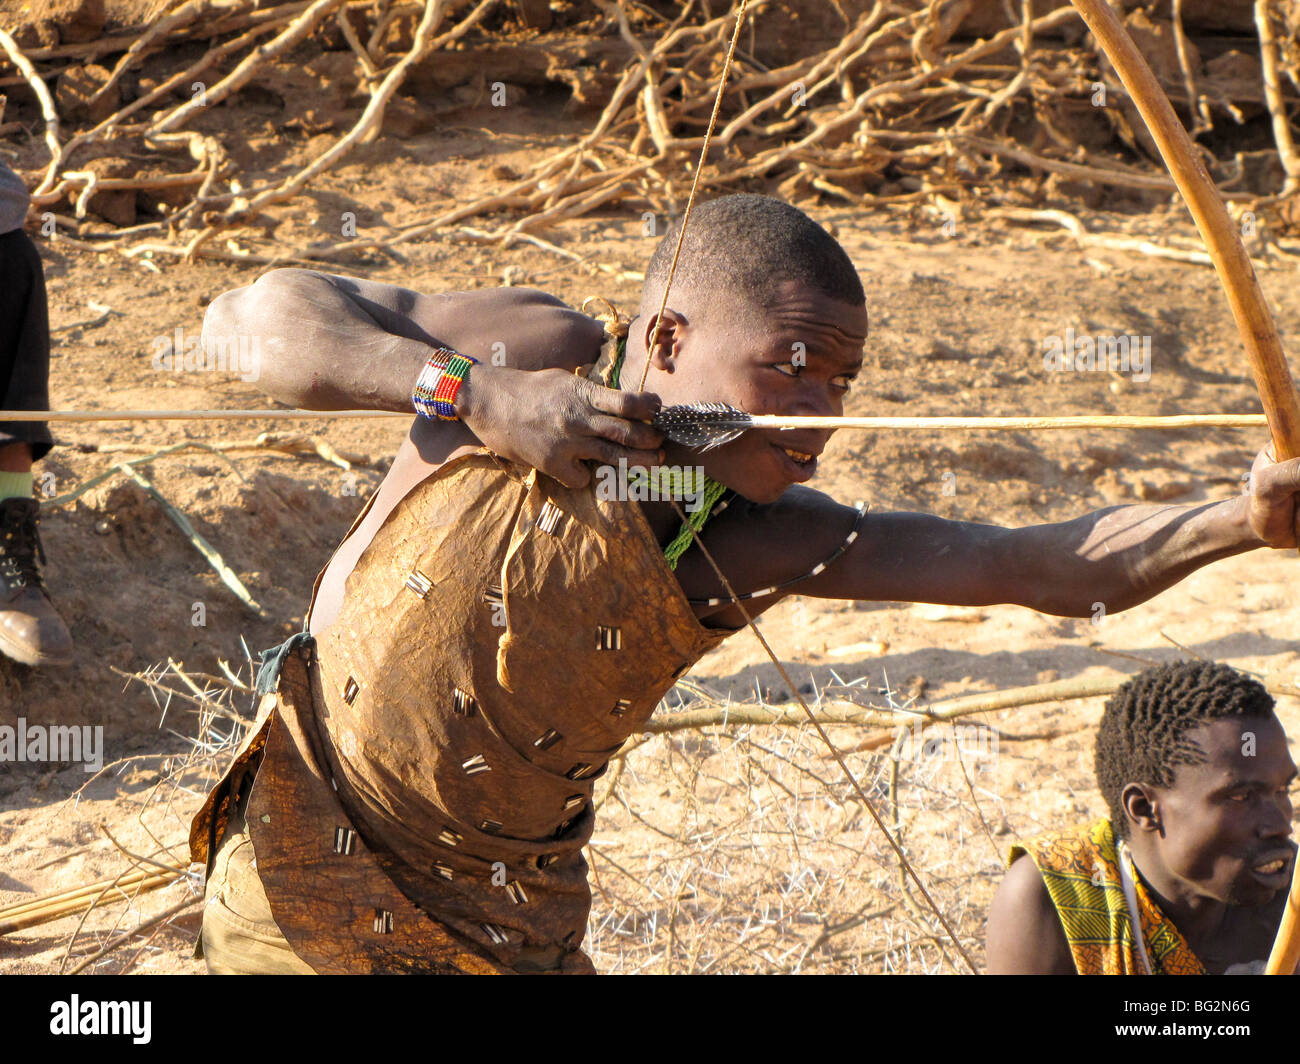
[413, 347, 478, 421]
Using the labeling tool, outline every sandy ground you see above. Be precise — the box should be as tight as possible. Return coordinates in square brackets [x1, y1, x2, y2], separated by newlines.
[3, 103, 1300, 971]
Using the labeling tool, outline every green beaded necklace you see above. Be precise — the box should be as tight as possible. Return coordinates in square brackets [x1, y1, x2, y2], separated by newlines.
[609, 337, 727, 570]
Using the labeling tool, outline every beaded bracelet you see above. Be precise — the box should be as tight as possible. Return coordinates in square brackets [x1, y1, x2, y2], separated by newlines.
[412, 346, 478, 421]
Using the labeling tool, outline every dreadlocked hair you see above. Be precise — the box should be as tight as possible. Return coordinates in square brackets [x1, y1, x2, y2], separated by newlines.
[1094, 660, 1276, 839]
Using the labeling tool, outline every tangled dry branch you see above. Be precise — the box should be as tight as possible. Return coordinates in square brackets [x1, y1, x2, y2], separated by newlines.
[0, 0, 1297, 264]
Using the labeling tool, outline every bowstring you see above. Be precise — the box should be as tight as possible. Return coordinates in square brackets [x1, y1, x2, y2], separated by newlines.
[636, 0, 749, 394]
[635, 0, 979, 973]
[666, 500, 978, 974]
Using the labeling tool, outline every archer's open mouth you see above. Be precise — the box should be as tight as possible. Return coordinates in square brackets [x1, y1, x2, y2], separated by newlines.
[771, 442, 818, 481]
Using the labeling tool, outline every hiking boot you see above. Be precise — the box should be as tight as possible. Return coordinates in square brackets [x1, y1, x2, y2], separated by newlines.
[0, 496, 74, 667]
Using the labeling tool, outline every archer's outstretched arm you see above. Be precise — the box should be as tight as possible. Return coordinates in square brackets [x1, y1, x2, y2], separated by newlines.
[819, 498, 1257, 617]
[769, 448, 1300, 617]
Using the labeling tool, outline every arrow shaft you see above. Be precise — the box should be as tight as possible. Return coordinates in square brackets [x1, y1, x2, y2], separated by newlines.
[749, 414, 1268, 431]
[0, 409, 408, 422]
[1, 410, 1272, 429]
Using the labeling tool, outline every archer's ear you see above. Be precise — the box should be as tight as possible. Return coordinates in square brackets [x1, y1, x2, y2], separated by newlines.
[1121, 783, 1161, 835]
[640, 309, 687, 371]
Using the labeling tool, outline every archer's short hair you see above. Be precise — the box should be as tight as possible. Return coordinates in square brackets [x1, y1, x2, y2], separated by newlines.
[1094, 660, 1276, 838]
[640, 194, 864, 317]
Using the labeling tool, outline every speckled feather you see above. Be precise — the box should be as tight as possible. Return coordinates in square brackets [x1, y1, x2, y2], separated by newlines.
[652, 402, 753, 451]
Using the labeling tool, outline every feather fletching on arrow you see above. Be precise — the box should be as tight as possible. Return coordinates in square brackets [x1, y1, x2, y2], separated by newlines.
[652, 402, 751, 450]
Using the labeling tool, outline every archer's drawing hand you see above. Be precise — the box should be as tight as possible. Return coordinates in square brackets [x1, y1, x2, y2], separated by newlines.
[458, 364, 664, 489]
[1245, 444, 1300, 548]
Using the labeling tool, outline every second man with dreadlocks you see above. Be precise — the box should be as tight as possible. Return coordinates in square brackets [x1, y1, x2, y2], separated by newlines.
[987, 660, 1296, 975]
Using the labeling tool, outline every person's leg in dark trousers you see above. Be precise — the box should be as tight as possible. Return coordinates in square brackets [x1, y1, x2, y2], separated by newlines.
[0, 229, 72, 666]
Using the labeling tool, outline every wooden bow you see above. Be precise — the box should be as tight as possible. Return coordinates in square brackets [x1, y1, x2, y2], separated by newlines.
[1068, 0, 1300, 975]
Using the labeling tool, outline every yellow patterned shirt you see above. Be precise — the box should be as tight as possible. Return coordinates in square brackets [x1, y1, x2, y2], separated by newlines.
[1009, 818, 1205, 975]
